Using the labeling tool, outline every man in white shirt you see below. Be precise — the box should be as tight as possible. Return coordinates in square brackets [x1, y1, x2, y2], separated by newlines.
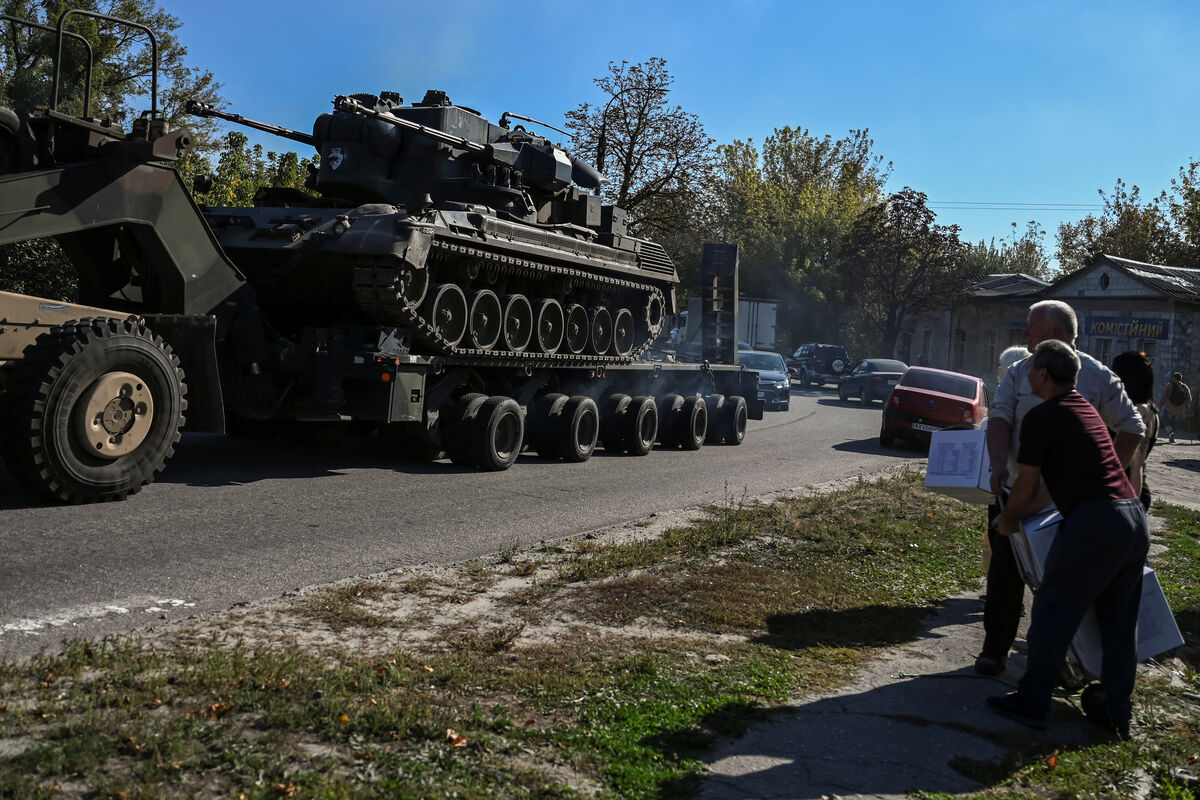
[975, 300, 1145, 676]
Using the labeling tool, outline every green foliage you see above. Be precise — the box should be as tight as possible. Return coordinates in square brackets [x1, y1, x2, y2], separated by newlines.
[1056, 178, 1182, 273]
[715, 126, 890, 348]
[183, 131, 317, 208]
[966, 221, 1053, 280]
[0, 238, 77, 300]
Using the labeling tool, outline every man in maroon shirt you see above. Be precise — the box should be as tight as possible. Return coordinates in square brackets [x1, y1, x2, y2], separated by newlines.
[990, 339, 1149, 738]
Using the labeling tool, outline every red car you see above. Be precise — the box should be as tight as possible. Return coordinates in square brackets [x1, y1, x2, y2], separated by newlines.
[880, 366, 988, 447]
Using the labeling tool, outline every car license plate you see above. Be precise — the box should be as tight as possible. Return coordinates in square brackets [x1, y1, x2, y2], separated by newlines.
[757, 391, 768, 399]
[888, 380, 898, 385]
[912, 422, 940, 433]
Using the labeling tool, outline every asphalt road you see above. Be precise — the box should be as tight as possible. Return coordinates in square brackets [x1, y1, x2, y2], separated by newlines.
[0, 387, 924, 660]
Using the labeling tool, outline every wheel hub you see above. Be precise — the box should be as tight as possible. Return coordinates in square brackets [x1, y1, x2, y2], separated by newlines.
[76, 371, 155, 459]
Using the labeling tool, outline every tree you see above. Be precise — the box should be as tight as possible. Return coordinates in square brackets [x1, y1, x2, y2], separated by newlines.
[964, 221, 1052, 280]
[1055, 179, 1180, 273]
[1, 0, 226, 301]
[1167, 160, 1200, 266]
[564, 58, 718, 290]
[715, 126, 890, 346]
[1, 0, 224, 146]
[842, 188, 977, 355]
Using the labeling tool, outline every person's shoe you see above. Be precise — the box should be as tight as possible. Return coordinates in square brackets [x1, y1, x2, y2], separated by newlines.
[986, 692, 1047, 730]
[1080, 684, 1131, 741]
[974, 654, 1006, 676]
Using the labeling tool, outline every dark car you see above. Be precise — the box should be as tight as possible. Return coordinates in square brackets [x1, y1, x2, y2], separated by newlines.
[838, 359, 909, 403]
[740, 350, 791, 411]
[880, 366, 988, 447]
[788, 343, 850, 387]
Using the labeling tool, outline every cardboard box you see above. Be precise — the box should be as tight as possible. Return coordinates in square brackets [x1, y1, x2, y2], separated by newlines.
[1011, 510, 1184, 677]
[925, 427, 994, 505]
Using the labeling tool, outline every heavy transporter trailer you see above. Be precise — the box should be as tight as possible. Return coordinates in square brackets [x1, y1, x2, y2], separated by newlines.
[0, 9, 761, 503]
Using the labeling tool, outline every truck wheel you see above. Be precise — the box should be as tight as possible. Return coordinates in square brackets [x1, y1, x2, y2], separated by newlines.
[704, 394, 726, 444]
[679, 395, 707, 451]
[472, 396, 523, 471]
[656, 393, 685, 448]
[445, 392, 486, 466]
[623, 396, 658, 456]
[0, 318, 186, 503]
[599, 393, 632, 452]
[722, 395, 748, 445]
[528, 392, 568, 458]
[557, 395, 598, 463]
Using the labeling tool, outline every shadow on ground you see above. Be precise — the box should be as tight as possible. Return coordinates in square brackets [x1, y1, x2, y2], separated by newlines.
[689, 595, 1103, 800]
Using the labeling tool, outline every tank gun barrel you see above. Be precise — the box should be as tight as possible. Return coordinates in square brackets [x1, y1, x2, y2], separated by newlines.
[184, 99, 315, 148]
[332, 95, 487, 154]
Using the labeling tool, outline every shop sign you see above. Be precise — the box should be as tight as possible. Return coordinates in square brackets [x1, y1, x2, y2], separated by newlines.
[1084, 316, 1170, 340]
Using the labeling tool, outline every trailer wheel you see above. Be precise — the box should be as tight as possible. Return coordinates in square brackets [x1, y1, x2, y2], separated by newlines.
[623, 396, 658, 456]
[557, 395, 598, 463]
[722, 395, 748, 446]
[679, 395, 707, 451]
[472, 396, 523, 471]
[445, 392, 487, 466]
[0, 318, 186, 503]
[599, 393, 632, 452]
[656, 393, 685, 448]
[704, 394, 726, 444]
[528, 392, 568, 458]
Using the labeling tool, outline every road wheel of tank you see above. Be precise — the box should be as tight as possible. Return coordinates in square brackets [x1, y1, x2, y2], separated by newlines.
[467, 290, 502, 350]
[557, 395, 599, 463]
[425, 283, 469, 347]
[722, 395, 748, 446]
[445, 392, 487, 466]
[643, 293, 665, 337]
[656, 393, 685, 448]
[502, 294, 534, 352]
[599, 393, 632, 452]
[611, 308, 635, 357]
[528, 392, 569, 458]
[564, 304, 589, 354]
[0, 318, 186, 503]
[589, 307, 613, 355]
[679, 395, 707, 451]
[471, 396, 523, 471]
[623, 396, 658, 456]
[704, 394, 727, 444]
[533, 299, 565, 354]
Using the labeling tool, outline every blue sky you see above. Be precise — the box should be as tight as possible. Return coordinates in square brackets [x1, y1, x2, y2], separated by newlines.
[159, 0, 1200, 258]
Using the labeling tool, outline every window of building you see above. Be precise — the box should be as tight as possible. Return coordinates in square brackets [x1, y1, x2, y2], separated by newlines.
[1094, 337, 1112, 365]
[1140, 340, 1157, 361]
[954, 329, 966, 368]
[920, 330, 932, 365]
[987, 332, 996, 372]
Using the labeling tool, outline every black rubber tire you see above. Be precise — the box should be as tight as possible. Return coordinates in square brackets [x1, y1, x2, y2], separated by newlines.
[472, 396, 523, 471]
[557, 395, 598, 462]
[722, 395, 748, 446]
[528, 392, 569, 458]
[880, 429, 896, 448]
[0, 318, 186, 503]
[599, 393, 632, 452]
[623, 396, 658, 456]
[656, 393, 685, 448]
[704, 394, 727, 444]
[838, 384, 849, 402]
[445, 392, 487, 466]
[679, 395, 707, 451]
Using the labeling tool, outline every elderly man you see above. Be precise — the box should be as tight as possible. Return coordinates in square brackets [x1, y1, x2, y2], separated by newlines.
[988, 340, 1148, 736]
[976, 300, 1144, 676]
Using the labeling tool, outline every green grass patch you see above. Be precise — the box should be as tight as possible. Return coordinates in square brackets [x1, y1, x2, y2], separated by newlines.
[1, 474, 992, 798]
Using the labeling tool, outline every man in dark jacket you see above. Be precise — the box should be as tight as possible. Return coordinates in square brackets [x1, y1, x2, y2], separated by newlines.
[989, 339, 1149, 738]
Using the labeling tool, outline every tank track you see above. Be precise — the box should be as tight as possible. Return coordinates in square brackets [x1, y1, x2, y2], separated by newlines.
[351, 237, 666, 368]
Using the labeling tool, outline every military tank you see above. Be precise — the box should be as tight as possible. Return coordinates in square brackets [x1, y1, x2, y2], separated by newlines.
[187, 91, 674, 364]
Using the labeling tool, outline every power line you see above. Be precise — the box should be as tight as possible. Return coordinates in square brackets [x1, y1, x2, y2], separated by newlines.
[929, 201, 1101, 212]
